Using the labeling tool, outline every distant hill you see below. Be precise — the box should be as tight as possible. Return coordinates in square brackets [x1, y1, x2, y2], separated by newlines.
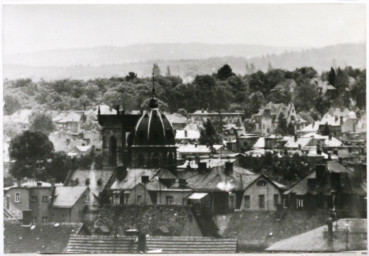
[3, 43, 365, 81]
[4, 43, 294, 67]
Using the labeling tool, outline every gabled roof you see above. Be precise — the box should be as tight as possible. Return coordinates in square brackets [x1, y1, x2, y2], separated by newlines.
[186, 164, 255, 192]
[65, 169, 114, 196]
[5, 222, 83, 253]
[10, 109, 33, 124]
[52, 187, 88, 208]
[110, 168, 174, 190]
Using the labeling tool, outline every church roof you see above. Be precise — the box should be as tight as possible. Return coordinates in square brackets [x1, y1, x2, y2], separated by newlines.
[131, 100, 175, 146]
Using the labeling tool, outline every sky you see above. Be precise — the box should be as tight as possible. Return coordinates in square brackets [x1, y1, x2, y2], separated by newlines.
[3, 3, 366, 55]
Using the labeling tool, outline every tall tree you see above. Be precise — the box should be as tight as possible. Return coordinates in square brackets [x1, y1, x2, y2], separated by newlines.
[166, 66, 171, 76]
[29, 112, 55, 136]
[9, 131, 54, 180]
[216, 64, 234, 80]
[276, 113, 288, 135]
[153, 63, 161, 77]
[199, 119, 221, 146]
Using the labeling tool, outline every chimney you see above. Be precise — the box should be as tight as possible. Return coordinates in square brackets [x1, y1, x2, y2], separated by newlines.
[331, 172, 341, 190]
[329, 134, 332, 140]
[326, 217, 334, 243]
[114, 105, 120, 115]
[137, 233, 147, 253]
[340, 116, 343, 125]
[316, 164, 326, 182]
[179, 178, 187, 188]
[294, 135, 297, 142]
[184, 130, 188, 137]
[141, 176, 149, 183]
[50, 178, 56, 206]
[225, 162, 233, 175]
[198, 162, 207, 173]
[328, 153, 331, 160]
[116, 166, 127, 181]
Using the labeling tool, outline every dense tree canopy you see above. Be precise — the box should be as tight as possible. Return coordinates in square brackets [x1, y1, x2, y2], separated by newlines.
[29, 112, 55, 135]
[3, 66, 365, 125]
[9, 131, 54, 179]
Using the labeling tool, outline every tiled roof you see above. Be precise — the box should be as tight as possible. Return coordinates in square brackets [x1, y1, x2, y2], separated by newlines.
[65, 169, 114, 196]
[266, 218, 367, 252]
[186, 164, 256, 191]
[146, 236, 238, 253]
[223, 210, 329, 250]
[90, 205, 198, 237]
[66, 235, 138, 253]
[4, 222, 82, 253]
[110, 168, 173, 190]
[52, 186, 88, 208]
[66, 235, 238, 253]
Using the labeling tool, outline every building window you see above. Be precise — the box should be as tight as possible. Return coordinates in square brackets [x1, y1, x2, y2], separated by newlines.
[137, 195, 142, 205]
[297, 198, 304, 208]
[166, 196, 174, 205]
[31, 196, 37, 202]
[244, 195, 250, 209]
[84, 194, 90, 203]
[42, 196, 48, 202]
[274, 194, 279, 206]
[15, 193, 20, 203]
[283, 198, 288, 208]
[42, 216, 48, 223]
[257, 180, 267, 186]
[61, 214, 65, 222]
[259, 195, 265, 209]
[124, 194, 129, 204]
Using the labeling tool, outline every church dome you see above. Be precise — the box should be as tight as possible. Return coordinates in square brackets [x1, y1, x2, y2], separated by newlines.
[131, 98, 175, 146]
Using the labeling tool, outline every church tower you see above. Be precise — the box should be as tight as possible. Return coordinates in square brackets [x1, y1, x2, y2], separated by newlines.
[127, 73, 177, 171]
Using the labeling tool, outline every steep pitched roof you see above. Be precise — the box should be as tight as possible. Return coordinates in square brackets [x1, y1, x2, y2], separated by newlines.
[186, 164, 255, 192]
[110, 168, 174, 190]
[4, 222, 83, 253]
[65, 169, 114, 196]
[52, 187, 88, 208]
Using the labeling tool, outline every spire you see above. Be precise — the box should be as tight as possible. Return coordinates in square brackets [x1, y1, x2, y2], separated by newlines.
[149, 68, 159, 109]
[152, 70, 156, 97]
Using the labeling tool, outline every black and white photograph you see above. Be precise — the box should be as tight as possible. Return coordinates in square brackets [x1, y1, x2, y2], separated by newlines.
[2, 2, 367, 254]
